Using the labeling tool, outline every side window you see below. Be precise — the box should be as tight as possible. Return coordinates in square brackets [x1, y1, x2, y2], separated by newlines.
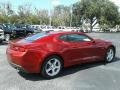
[59, 35, 68, 41]
[67, 34, 91, 42]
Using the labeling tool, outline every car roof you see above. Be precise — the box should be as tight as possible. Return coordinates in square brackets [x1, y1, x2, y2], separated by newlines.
[48, 31, 84, 36]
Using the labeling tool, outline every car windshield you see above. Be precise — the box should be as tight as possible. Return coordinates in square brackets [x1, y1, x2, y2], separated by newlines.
[25, 32, 49, 41]
[15, 24, 31, 29]
[15, 24, 25, 28]
[26, 25, 31, 28]
[4, 24, 16, 29]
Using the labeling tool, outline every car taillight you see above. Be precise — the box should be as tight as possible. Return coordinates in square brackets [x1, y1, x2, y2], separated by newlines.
[19, 47, 26, 52]
[14, 46, 26, 52]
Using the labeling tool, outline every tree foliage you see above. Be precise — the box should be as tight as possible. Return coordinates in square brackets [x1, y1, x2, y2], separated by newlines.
[72, 0, 119, 31]
[0, 0, 119, 30]
[52, 5, 71, 26]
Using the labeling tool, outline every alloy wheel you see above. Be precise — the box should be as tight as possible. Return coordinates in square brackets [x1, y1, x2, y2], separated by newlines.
[45, 58, 61, 76]
[106, 48, 114, 62]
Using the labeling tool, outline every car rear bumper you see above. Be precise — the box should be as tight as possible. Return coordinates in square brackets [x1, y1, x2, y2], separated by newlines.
[6, 48, 42, 73]
[9, 62, 28, 73]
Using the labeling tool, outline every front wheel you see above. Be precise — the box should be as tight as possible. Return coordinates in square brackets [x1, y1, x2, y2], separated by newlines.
[41, 56, 63, 79]
[105, 47, 115, 63]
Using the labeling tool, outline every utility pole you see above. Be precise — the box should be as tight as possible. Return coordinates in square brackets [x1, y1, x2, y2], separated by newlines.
[70, 5, 73, 27]
[49, 9, 52, 26]
[50, 0, 60, 26]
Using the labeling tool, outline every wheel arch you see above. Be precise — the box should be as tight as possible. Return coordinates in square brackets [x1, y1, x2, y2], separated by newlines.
[44, 53, 64, 63]
[40, 53, 64, 72]
[107, 45, 116, 54]
[104, 45, 116, 63]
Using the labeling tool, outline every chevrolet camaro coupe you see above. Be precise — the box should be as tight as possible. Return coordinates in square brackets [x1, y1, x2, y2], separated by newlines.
[6, 32, 116, 78]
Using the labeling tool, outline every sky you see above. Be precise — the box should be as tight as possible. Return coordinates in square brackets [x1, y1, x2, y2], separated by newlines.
[110, 0, 120, 9]
[0, 0, 80, 11]
[110, 0, 120, 6]
[0, 0, 119, 11]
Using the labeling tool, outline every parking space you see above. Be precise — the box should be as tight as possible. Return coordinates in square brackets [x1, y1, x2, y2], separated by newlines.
[0, 33, 120, 90]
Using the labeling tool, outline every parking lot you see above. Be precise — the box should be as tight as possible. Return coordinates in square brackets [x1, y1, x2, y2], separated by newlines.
[0, 33, 120, 90]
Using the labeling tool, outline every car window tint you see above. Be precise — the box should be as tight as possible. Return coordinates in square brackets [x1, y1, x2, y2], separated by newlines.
[25, 32, 49, 41]
[67, 34, 91, 42]
[59, 35, 68, 41]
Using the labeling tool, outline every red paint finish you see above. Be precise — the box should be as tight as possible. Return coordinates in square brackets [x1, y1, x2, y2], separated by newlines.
[6, 32, 115, 73]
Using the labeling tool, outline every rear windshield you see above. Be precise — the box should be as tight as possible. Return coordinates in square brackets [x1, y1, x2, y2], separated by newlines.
[25, 32, 49, 41]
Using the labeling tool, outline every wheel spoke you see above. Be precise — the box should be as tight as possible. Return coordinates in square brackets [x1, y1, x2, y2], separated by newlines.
[50, 68, 56, 75]
[48, 61, 52, 66]
[55, 65, 60, 69]
[53, 59, 58, 66]
[46, 68, 52, 73]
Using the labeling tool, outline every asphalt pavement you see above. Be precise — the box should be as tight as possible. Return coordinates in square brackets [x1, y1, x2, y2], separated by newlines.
[0, 33, 120, 90]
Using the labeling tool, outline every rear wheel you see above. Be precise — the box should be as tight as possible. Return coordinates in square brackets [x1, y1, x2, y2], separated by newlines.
[0, 40, 2, 43]
[105, 47, 115, 63]
[27, 33, 32, 36]
[41, 56, 63, 79]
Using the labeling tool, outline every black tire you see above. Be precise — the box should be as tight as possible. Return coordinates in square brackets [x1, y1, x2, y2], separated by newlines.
[0, 40, 2, 43]
[105, 47, 115, 63]
[5, 34, 10, 42]
[41, 55, 63, 79]
[27, 33, 32, 36]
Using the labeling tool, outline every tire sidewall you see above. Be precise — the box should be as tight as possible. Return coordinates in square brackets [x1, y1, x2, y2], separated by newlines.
[0, 40, 2, 43]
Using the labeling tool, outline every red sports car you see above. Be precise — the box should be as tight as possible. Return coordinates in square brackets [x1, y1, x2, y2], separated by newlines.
[6, 32, 116, 78]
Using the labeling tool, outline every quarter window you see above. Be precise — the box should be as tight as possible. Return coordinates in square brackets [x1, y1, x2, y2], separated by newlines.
[67, 34, 91, 42]
[59, 34, 91, 42]
[59, 35, 68, 41]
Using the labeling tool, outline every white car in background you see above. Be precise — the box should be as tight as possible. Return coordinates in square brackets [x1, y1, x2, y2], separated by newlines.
[92, 28, 100, 32]
[110, 28, 120, 32]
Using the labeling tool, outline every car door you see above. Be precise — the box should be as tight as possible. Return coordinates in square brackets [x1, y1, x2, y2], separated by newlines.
[60, 34, 101, 64]
[74, 40, 100, 62]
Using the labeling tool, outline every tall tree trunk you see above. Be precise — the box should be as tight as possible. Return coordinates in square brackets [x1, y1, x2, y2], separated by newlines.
[90, 20, 93, 32]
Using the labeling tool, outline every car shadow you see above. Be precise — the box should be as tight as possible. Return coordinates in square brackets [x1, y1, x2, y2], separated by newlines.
[18, 57, 120, 81]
